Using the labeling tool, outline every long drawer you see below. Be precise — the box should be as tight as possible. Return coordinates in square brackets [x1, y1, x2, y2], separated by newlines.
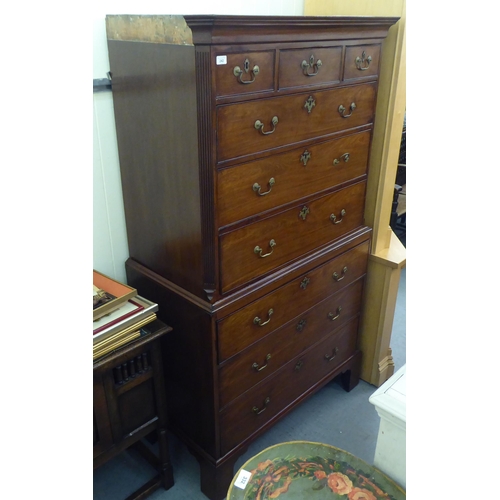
[217, 239, 369, 362]
[218, 278, 364, 408]
[220, 180, 366, 293]
[217, 82, 376, 162]
[219, 318, 359, 455]
[217, 130, 371, 227]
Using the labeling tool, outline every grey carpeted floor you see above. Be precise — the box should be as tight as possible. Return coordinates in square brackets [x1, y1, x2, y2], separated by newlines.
[94, 267, 406, 500]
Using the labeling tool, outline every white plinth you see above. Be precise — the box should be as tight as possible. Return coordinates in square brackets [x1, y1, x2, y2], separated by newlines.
[369, 364, 406, 488]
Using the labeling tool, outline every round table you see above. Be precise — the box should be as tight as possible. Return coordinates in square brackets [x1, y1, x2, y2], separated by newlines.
[227, 441, 405, 500]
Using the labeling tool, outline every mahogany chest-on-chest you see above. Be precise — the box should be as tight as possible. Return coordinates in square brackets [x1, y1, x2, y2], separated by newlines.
[106, 14, 398, 500]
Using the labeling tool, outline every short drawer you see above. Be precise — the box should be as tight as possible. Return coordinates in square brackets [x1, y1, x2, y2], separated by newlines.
[214, 50, 275, 97]
[217, 82, 377, 162]
[217, 239, 369, 362]
[219, 181, 366, 293]
[218, 278, 364, 408]
[219, 318, 359, 455]
[343, 44, 381, 81]
[217, 130, 371, 227]
[278, 46, 342, 90]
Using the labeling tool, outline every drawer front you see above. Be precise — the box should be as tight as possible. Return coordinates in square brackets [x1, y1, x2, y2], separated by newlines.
[218, 278, 364, 408]
[217, 82, 377, 162]
[219, 318, 359, 455]
[214, 50, 275, 97]
[217, 130, 371, 227]
[344, 44, 381, 81]
[278, 46, 342, 90]
[217, 239, 369, 362]
[220, 181, 366, 293]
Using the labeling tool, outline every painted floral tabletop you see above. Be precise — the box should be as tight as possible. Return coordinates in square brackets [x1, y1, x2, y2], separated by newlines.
[227, 441, 405, 500]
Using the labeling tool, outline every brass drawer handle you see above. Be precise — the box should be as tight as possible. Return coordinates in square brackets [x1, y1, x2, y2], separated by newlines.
[296, 319, 307, 332]
[333, 153, 350, 165]
[304, 96, 316, 114]
[301, 55, 322, 76]
[233, 58, 260, 84]
[252, 353, 271, 372]
[330, 209, 346, 224]
[355, 51, 372, 71]
[253, 177, 275, 196]
[254, 239, 276, 258]
[253, 396, 270, 415]
[325, 347, 339, 361]
[338, 103, 356, 118]
[253, 308, 274, 327]
[255, 116, 279, 135]
[333, 266, 348, 282]
[328, 307, 342, 321]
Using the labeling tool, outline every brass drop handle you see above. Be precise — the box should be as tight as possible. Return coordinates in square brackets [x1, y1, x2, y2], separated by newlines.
[330, 209, 346, 224]
[253, 177, 275, 196]
[325, 347, 339, 361]
[254, 239, 276, 258]
[355, 51, 372, 71]
[328, 307, 342, 321]
[233, 58, 260, 84]
[338, 103, 356, 118]
[301, 55, 322, 76]
[253, 308, 274, 327]
[253, 396, 270, 415]
[252, 353, 271, 372]
[333, 153, 350, 165]
[333, 266, 348, 282]
[255, 116, 279, 135]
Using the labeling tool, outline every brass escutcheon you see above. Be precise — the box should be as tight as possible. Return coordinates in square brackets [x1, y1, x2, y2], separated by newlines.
[300, 277, 310, 289]
[304, 96, 316, 114]
[296, 319, 307, 332]
[299, 206, 310, 220]
[300, 150, 311, 166]
[295, 360, 304, 371]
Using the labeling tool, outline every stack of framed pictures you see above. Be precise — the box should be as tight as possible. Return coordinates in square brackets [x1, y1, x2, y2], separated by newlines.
[93, 271, 158, 360]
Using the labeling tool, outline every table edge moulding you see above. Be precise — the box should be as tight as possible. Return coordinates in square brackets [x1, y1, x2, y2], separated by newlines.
[106, 14, 399, 500]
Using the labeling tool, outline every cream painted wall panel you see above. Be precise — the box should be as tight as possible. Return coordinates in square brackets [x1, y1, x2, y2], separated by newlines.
[93, 92, 129, 283]
[93, 1, 305, 282]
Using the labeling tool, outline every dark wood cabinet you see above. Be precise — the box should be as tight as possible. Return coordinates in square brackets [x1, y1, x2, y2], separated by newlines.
[93, 320, 174, 499]
[106, 14, 398, 500]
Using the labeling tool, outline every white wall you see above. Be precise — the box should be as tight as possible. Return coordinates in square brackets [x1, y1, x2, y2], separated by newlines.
[93, 1, 305, 283]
